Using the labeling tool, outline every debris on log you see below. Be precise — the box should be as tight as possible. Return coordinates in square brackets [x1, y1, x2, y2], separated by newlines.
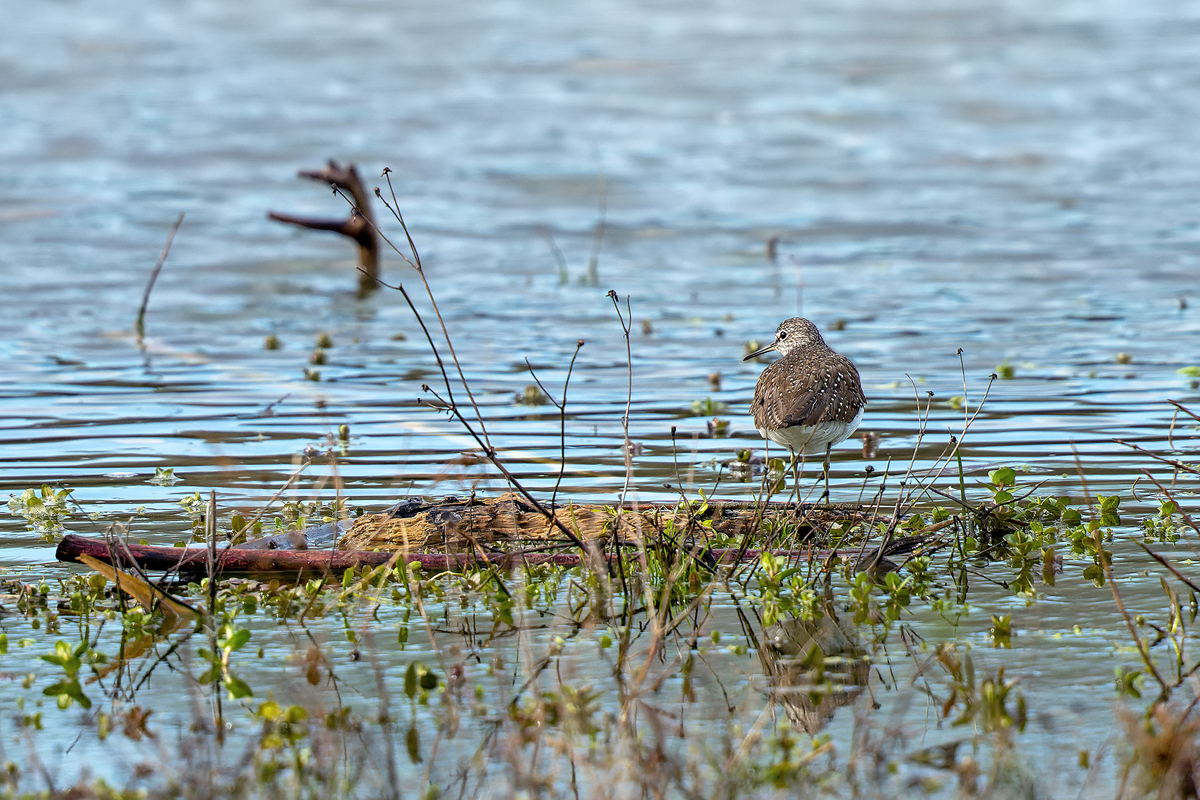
[337, 492, 877, 552]
[234, 530, 308, 551]
[269, 160, 379, 297]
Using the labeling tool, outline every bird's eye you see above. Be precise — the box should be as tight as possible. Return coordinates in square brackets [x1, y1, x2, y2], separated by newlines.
[779, 332, 788, 340]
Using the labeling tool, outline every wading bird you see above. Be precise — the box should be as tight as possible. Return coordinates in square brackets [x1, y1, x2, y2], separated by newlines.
[744, 317, 865, 500]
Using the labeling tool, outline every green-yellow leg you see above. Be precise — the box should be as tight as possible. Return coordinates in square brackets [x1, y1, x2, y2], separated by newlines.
[820, 443, 832, 503]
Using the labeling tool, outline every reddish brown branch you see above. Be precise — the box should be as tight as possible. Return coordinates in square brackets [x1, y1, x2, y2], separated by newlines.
[55, 531, 938, 577]
[58, 534, 835, 576]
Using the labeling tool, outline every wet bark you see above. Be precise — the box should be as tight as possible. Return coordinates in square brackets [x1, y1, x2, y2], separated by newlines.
[53, 494, 931, 577]
[269, 160, 379, 297]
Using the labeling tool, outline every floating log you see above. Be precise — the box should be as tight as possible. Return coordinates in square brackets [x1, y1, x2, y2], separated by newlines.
[56, 534, 577, 574]
[54, 496, 931, 576]
[56, 533, 939, 577]
[56, 533, 831, 575]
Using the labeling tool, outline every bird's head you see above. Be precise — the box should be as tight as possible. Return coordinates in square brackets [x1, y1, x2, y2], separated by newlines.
[742, 317, 827, 361]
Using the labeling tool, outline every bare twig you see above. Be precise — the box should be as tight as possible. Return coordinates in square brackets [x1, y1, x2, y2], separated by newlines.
[608, 291, 636, 503]
[1114, 439, 1200, 477]
[1135, 541, 1200, 596]
[525, 339, 585, 512]
[418, 374, 591, 552]
[369, 172, 492, 448]
[1168, 399, 1200, 425]
[135, 212, 185, 340]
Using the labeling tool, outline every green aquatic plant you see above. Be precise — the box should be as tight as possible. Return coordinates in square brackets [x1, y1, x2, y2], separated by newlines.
[690, 396, 728, 416]
[7, 485, 73, 541]
[0, 474, 1186, 800]
[197, 624, 255, 700]
[39, 639, 96, 710]
[989, 614, 1012, 648]
[516, 384, 549, 405]
[147, 466, 181, 486]
[1143, 498, 1185, 544]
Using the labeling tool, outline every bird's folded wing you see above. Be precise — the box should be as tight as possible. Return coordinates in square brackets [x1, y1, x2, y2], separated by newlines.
[776, 358, 864, 428]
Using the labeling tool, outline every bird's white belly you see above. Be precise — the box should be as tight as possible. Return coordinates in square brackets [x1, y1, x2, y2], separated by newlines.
[759, 406, 864, 456]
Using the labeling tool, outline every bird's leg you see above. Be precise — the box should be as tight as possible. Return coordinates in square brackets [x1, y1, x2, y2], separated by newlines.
[788, 448, 802, 506]
[820, 443, 832, 502]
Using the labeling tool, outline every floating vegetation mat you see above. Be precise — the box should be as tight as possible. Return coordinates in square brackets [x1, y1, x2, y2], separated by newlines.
[337, 492, 879, 552]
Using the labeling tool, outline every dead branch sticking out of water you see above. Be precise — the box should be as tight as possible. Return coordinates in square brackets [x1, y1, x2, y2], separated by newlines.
[134, 212, 185, 342]
[268, 160, 379, 297]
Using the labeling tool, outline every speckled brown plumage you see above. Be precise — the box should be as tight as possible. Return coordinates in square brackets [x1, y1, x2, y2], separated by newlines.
[745, 318, 866, 456]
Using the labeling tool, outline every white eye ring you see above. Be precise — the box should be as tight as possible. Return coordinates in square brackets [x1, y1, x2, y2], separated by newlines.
[779, 331, 788, 340]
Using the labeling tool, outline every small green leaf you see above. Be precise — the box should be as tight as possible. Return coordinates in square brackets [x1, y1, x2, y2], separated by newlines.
[406, 723, 422, 763]
[774, 568, 800, 584]
[405, 663, 417, 699]
[43, 680, 91, 710]
[66, 683, 91, 709]
[988, 468, 1017, 488]
[225, 676, 254, 699]
[1097, 494, 1121, 526]
[223, 629, 251, 652]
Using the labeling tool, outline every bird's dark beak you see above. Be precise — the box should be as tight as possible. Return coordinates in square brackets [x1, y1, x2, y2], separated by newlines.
[743, 342, 776, 361]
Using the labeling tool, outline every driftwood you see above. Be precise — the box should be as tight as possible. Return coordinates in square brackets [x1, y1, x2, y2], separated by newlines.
[269, 160, 379, 297]
[56, 533, 935, 577]
[54, 495, 928, 577]
[56, 534, 831, 575]
[338, 492, 875, 552]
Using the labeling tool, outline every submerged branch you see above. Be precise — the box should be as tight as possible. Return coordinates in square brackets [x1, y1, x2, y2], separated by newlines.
[269, 160, 379, 297]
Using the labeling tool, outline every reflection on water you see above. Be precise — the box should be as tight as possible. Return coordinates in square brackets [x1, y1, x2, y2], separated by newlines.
[744, 602, 871, 735]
